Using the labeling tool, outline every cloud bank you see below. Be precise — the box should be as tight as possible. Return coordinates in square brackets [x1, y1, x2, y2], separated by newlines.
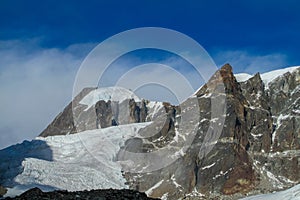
[0, 39, 95, 149]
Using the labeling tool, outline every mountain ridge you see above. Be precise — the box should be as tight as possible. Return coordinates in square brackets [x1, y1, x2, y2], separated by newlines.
[1, 64, 299, 199]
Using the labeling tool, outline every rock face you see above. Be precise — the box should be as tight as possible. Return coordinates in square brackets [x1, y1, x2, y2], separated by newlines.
[36, 64, 299, 199]
[119, 64, 257, 199]
[4, 187, 159, 200]
[94, 99, 149, 128]
[269, 69, 300, 151]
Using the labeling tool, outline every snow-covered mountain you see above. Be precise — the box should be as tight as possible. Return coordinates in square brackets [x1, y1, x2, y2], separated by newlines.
[39, 86, 164, 137]
[1, 64, 299, 199]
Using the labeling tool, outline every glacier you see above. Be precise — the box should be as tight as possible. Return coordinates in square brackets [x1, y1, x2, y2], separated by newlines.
[1, 123, 150, 197]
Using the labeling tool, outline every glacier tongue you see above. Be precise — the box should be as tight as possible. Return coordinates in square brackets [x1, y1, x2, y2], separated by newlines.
[1, 123, 150, 198]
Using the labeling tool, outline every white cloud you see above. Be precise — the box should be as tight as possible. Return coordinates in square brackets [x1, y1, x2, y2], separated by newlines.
[0, 39, 95, 149]
[212, 50, 289, 74]
[0, 39, 200, 149]
[0, 39, 201, 149]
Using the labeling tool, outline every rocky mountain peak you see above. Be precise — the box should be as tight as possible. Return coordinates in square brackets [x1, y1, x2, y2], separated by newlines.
[119, 65, 300, 199]
[218, 63, 243, 96]
[196, 63, 244, 100]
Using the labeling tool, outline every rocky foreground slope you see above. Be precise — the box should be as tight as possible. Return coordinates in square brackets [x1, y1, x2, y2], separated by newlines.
[3, 188, 158, 200]
[0, 64, 299, 199]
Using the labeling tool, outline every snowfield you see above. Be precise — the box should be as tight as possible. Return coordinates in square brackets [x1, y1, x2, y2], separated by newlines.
[235, 66, 299, 87]
[235, 73, 253, 82]
[260, 66, 299, 87]
[0, 123, 150, 197]
[242, 184, 300, 200]
[79, 86, 141, 111]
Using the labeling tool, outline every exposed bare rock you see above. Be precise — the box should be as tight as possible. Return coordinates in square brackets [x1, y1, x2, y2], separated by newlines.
[239, 73, 273, 153]
[269, 68, 300, 151]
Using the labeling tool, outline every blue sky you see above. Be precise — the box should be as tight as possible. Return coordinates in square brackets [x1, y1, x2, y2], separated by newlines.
[0, 0, 300, 148]
[1, 0, 299, 64]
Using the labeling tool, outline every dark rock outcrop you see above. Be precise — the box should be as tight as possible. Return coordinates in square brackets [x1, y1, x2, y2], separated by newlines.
[4, 187, 160, 200]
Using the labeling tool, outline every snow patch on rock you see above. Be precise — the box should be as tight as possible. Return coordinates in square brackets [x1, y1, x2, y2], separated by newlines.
[79, 87, 141, 111]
